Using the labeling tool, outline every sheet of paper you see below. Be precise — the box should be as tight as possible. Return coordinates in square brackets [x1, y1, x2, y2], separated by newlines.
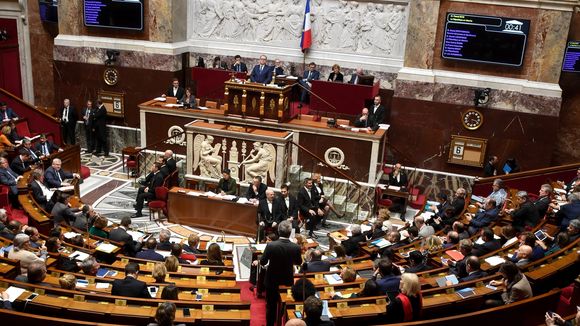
[197, 106, 209, 110]
[378, 124, 390, 130]
[126, 231, 145, 241]
[4, 286, 26, 302]
[154, 97, 166, 101]
[485, 256, 506, 266]
[69, 251, 90, 261]
[253, 244, 267, 251]
[95, 243, 118, 254]
[360, 224, 372, 233]
[324, 274, 343, 285]
[95, 283, 110, 289]
[63, 232, 80, 239]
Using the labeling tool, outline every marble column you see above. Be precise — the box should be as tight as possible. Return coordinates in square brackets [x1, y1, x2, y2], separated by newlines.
[403, 0, 441, 70]
[58, 1, 82, 36]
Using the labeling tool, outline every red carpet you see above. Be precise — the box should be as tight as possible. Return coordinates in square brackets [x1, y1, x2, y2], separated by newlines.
[239, 281, 267, 326]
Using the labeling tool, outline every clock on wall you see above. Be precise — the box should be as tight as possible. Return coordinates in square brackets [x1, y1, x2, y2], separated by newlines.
[103, 67, 119, 86]
[462, 108, 484, 130]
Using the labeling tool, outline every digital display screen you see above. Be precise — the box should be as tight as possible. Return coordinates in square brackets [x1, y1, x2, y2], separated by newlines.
[562, 41, 580, 73]
[39, 0, 58, 23]
[83, 0, 144, 31]
[442, 13, 530, 67]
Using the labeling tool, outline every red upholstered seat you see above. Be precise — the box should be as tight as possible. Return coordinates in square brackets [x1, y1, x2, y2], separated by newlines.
[6, 207, 28, 225]
[149, 186, 169, 221]
[0, 185, 9, 208]
[126, 159, 137, 177]
[375, 187, 393, 209]
[80, 166, 91, 179]
[409, 186, 427, 210]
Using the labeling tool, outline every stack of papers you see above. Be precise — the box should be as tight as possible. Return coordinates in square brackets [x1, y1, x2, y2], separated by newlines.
[378, 124, 390, 130]
[63, 232, 80, 239]
[324, 274, 343, 285]
[95, 243, 118, 254]
[154, 97, 166, 102]
[436, 274, 459, 287]
[127, 230, 145, 241]
[236, 198, 250, 204]
[484, 256, 506, 266]
[69, 251, 90, 261]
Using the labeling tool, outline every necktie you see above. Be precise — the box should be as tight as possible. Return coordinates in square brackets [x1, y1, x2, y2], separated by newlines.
[260, 65, 263, 72]
[29, 149, 37, 160]
[7, 169, 15, 179]
[354, 76, 358, 84]
[307, 71, 311, 80]
[3, 111, 7, 120]
[85, 109, 90, 124]
[43, 143, 49, 156]
[56, 170, 62, 182]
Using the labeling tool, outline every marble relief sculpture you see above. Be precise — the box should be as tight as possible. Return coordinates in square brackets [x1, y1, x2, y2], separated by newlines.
[191, 0, 408, 57]
[193, 135, 223, 178]
[238, 142, 276, 183]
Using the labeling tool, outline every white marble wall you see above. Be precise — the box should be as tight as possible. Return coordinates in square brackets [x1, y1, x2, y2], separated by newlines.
[188, 0, 410, 72]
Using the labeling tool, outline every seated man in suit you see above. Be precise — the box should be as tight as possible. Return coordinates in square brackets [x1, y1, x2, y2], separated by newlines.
[111, 263, 151, 298]
[34, 134, 62, 158]
[302, 249, 330, 273]
[14, 261, 50, 286]
[273, 59, 284, 76]
[404, 250, 430, 273]
[342, 224, 365, 257]
[448, 239, 473, 278]
[161, 149, 176, 175]
[483, 155, 499, 177]
[472, 227, 501, 256]
[231, 55, 248, 73]
[510, 245, 533, 267]
[246, 175, 267, 203]
[78, 256, 100, 276]
[132, 162, 164, 217]
[217, 168, 237, 195]
[0, 157, 23, 208]
[136, 238, 164, 262]
[556, 193, 580, 231]
[21, 139, 41, 163]
[162, 78, 184, 99]
[466, 199, 499, 235]
[298, 62, 320, 107]
[109, 217, 143, 257]
[250, 55, 273, 84]
[258, 188, 283, 240]
[457, 256, 487, 282]
[278, 184, 299, 233]
[0, 102, 18, 120]
[183, 234, 203, 254]
[389, 163, 408, 188]
[28, 169, 51, 209]
[353, 108, 376, 130]
[507, 191, 540, 231]
[43, 158, 80, 189]
[534, 184, 553, 218]
[297, 178, 324, 239]
[348, 67, 364, 85]
[373, 258, 401, 301]
[156, 229, 173, 251]
[10, 150, 31, 175]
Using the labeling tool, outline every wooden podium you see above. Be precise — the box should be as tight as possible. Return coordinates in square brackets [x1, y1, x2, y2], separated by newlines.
[223, 80, 293, 122]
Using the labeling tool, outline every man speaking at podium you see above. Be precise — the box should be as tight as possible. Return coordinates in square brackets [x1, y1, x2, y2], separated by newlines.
[250, 55, 273, 84]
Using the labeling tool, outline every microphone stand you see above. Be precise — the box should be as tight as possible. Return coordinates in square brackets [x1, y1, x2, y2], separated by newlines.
[295, 82, 340, 124]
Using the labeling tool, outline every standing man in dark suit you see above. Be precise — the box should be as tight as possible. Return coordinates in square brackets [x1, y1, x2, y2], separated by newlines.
[298, 62, 320, 108]
[59, 99, 77, 145]
[132, 162, 164, 217]
[43, 158, 79, 188]
[93, 100, 108, 156]
[298, 178, 324, 239]
[0, 102, 18, 120]
[246, 175, 267, 203]
[81, 100, 95, 154]
[109, 217, 143, 257]
[273, 59, 284, 76]
[111, 263, 151, 298]
[250, 55, 274, 84]
[35, 134, 61, 158]
[163, 78, 185, 99]
[0, 157, 22, 207]
[483, 155, 499, 177]
[231, 55, 248, 73]
[369, 95, 386, 127]
[253, 221, 302, 326]
[258, 188, 283, 240]
[279, 184, 299, 233]
[163, 150, 177, 174]
[10, 150, 31, 175]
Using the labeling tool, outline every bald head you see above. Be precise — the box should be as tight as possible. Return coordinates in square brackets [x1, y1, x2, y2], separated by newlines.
[414, 216, 425, 226]
[164, 150, 173, 158]
[518, 245, 533, 259]
[285, 319, 307, 326]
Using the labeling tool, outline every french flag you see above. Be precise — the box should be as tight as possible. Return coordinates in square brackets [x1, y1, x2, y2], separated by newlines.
[300, 0, 312, 52]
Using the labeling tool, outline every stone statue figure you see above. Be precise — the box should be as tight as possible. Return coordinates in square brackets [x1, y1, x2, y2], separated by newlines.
[193, 134, 223, 178]
[238, 142, 276, 182]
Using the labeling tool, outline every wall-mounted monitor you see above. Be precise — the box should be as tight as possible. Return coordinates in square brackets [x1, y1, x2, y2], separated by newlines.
[441, 12, 530, 67]
[83, 0, 144, 31]
[39, 0, 58, 23]
[562, 41, 580, 73]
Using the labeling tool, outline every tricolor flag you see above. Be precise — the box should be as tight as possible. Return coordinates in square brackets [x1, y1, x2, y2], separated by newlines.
[300, 0, 312, 52]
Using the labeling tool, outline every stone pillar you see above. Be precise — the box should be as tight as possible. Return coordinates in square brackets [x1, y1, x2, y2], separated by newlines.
[403, 0, 441, 70]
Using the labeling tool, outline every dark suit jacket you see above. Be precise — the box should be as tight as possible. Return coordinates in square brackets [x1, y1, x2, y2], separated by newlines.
[369, 104, 386, 127]
[0, 107, 18, 120]
[450, 197, 466, 217]
[388, 171, 408, 187]
[35, 141, 59, 156]
[278, 194, 298, 219]
[44, 166, 73, 188]
[156, 241, 172, 251]
[166, 86, 185, 99]
[512, 201, 540, 230]
[259, 238, 302, 287]
[246, 183, 267, 200]
[302, 70, 320, 82]
[328, 72, 344, 82]
[0, 167, 19, 194]
[470, 207, 499, 229]
[274, 66, 284, 76]
[353, 114, 376, 129]
[304, 260, 330, 273]
[348, 73, 362, 84]
[250, 65, 274, 84]
[258, 199, 283, 224]
[92, 105, 107, 132]
[30, 181, 48, 207]
[166, 158, 177, 174]
[342, 234, 366, 257]
[136, 249, 164, 262]
[231, 62, 248, 73]
[297, 186, 319, 216]
[182, 244, 203, 255]
[109, 227, 141, 257]
[51, 202, 78, 226]
[59, 105, 78, 126]
[483, 162, 497, 177]
[111, 276, 151, 298]
[81, 106, 94, 127]
[459, 269, 487, 282]
[533, 196, 551, 218]
[146, 172, 164, 195]
[22, 146, 40, 163]
[472, 239, 501, 257]
[556, 200, 580, 229]
[10, 156, 29, 175]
